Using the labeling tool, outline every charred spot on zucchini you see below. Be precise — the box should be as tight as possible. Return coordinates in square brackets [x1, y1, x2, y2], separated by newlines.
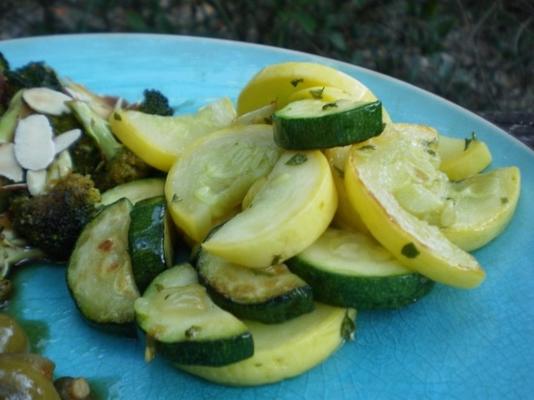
[128, 196, 173, 293]
[67, 198, 140, 329]
[135, 264, 253, 366]
[196, 249, 314, 323]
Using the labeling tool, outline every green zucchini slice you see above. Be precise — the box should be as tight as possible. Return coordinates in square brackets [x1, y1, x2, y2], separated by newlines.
[67, 198, 139, 328]
[196, 249, 314, 323]
[273, 99, 383, 149]
[100, 178, 165, 206]
[287, 228, 434, 309]
[179, 303, 356, 386]
[135, 264, 253, 366]
[129, 196, 174, 293]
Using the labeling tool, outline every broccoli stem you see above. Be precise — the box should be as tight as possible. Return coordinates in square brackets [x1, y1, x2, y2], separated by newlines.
[68, 100, 123, 161]
[0, 91, 24, 143]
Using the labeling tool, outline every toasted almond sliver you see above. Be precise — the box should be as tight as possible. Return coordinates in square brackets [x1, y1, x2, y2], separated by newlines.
[54, 129, 82, 154]
[14, 114, 56, 171]
[26, 169, 48, 196]
[22, 87, 72, 116]
[0, 143, 24, 182]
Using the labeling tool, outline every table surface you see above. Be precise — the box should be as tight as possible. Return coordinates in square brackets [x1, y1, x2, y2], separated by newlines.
[480, 111, 534, 149]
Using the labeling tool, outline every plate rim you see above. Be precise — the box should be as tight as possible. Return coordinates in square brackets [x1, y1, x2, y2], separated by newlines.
[1, 32, 532, 157]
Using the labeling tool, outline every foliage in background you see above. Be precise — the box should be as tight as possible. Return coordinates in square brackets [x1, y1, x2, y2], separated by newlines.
[1, 0, 532, 112]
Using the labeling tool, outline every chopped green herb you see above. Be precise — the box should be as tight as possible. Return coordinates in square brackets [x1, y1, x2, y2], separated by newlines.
[285, 153, 308, 166]
[427, 149, 436, 156]
[271, 254, 282, 265]
[340, 312, 356, 341]
[334, 165, 344, 178]
[401, 243, 420, 258]
[501, 197, 509, 204]
[464, 131, 478, 150]
[322, 102, 338, 111]
[172, 194, 183, 203]
[309, 87, 325, 99]
[113, 112, 122, 121]
[291, 78, 304, 87]
[358, 145, 376, 151]
[185, 325, 201, 339]
[154, 283, 164, 292]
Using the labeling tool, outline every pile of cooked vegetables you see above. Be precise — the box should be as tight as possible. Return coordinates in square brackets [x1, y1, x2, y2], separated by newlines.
[0, 54, 521, 388]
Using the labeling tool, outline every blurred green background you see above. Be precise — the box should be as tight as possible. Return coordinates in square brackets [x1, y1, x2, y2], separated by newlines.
[0, 0, 532, 114]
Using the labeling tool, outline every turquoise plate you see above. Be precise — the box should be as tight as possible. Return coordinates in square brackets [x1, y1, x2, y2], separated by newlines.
[1, 34, 533, 399]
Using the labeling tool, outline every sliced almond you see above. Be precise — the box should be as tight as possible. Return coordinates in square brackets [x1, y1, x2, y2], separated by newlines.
[47, 151, 73, 183]
[0, 143, 24, 182]
[14, 114, 56, 171]
[64, 80, 119, 119]
[54, 129, 82, 154]
[26, 169, 48, 196]
[22, 87, 72, 116]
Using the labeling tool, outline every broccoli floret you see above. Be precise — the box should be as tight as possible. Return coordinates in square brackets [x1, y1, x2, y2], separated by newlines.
[9, 174, 101, 260]
[1, 212, 44, 278]
[5, 62, 62, 93]
[0, 52, 9, 74]
[95, 147, 153, 190]
[69, 100, 153, 190]
[138, 89, 173, 116]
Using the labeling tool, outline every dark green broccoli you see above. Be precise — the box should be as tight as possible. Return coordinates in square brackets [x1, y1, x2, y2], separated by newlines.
[0, 52, 9, 74]
[69, 100, 154, 190]
[48, 113, 82, 136]
[1, 212, 44, 278]
[138, 89, 173, 116]
[9, 174, 101, 260]
[5, 61, 62, 93]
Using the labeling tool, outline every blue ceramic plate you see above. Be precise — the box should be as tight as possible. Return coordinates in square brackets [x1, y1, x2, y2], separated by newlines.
[1, 34, 533, 400]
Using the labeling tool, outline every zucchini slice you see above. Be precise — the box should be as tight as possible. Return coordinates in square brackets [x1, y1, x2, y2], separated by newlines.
[344, 125, 485, 288]
[179, 303, 356, 386]
[100, 178, 165, 206]
[135, 264, 253, 366]
[287, 228, 434, 309]
[273, 99, 384, 150]
[273, 99, 383, 149]
[129, 196, 174, 293]
[196, 249, 314, 323]
[67, 198, 140, 327]
[110, 98, 236, 171]
[165, 124, 281, 243]
[202, 150, 337, 268]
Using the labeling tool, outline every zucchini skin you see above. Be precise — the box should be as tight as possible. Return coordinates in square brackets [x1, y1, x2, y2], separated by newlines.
[273, 100, 384, 150]
[128, 196, 171, 293]
[200, 277, 314, 324]
[287, 257, 434, 309]
[157, 332, 254, 366]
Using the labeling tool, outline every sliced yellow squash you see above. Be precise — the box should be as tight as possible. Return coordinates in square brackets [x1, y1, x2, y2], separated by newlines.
[110, 98, 236, 171]
[441, 167, 520, 251]
[344, 125, 485, 288]
[202, 150, 337, 268]
[179, 303, 356, 386]
[165, 124, 281, 243]
[237, 62, 375, 114]
[324, 146, 369, 233]
[438, 133, 492, 181]
[287, 85, 352, 104]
